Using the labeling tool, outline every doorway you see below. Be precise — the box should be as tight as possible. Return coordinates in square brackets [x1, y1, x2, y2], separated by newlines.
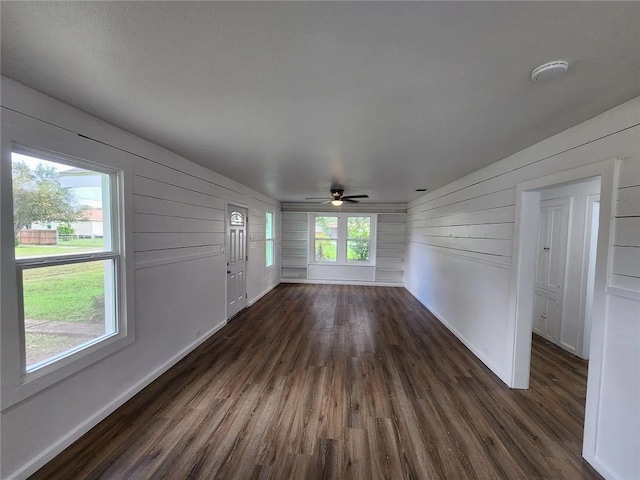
[226, 205, 248, 319]
[532, 178, 601, 358]
[508, 158, 617, 465]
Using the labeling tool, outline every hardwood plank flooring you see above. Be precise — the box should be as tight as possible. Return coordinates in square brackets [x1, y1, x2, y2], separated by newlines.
[30, 284, 602, 479]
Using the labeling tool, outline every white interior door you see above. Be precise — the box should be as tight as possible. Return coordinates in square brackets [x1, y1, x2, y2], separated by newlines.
[226, 205, 247, 319]
[533, 198, 570, 344]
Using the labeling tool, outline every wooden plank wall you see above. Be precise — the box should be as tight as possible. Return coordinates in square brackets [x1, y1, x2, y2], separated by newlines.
[407, 133, 640, 282]
[375, 213, 406, 283]
[611, 158, 640, 291]
[133, 158, 278, 271]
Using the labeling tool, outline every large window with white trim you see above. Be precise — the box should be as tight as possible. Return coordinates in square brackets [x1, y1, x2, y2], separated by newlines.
[310, 214, 376, 265]
[1, 110, 134, 409]
[11, 150, 121, 373]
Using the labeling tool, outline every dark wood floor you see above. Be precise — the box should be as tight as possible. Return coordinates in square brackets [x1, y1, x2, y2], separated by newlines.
[31, 284, 602, 480]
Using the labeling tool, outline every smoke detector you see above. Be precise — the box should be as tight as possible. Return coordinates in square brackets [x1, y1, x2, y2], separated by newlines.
[531, 61, 569, 83]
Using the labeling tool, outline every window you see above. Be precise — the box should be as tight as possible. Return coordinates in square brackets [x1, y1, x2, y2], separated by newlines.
[347, 216, 371, 262]
[2, 111, 134, 409]
[230, 211, 244, 226]
[310, 214, 376, 264]
[265, 211, 274, 268]
[11, 150, 121, 374]
[314, 216, 338, 262]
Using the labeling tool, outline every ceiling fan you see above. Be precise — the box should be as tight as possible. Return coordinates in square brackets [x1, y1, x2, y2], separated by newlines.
[305, 188, 369, 206]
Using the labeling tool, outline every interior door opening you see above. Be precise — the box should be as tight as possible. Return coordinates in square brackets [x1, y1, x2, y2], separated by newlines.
[525, 176, 602, 450]
[531, 177, 600, 359]
[510, 159, 617, 468]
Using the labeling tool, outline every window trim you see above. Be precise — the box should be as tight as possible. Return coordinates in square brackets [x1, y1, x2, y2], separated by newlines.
[1, 111, 135, 410]
[265, 211, 275, 269]
[308, 213, 377, 266]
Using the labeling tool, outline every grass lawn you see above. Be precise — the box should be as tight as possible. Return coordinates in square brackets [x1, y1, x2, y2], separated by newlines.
[23, 262, 105, 322]
[22, 261, 105, 322]
[16, 238, 106, 322]
[15, 238, 104, 258]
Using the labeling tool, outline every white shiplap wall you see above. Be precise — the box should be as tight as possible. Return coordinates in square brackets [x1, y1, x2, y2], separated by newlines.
[612, 161, 640, 291]
[375, 213, 406, 283]
[596, 156, 640, 480]
[280, 204, 406, 284]
[0, 77, 280, 480]
[405, 96, 640, 480]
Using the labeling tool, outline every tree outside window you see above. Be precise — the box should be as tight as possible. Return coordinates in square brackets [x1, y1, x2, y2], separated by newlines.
[311, 214, 375, 264]
[347, 216, 371, 261]
[12, 160, 88, 240]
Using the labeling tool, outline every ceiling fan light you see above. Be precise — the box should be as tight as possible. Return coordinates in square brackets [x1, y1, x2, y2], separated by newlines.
[331, 199, 343, 206]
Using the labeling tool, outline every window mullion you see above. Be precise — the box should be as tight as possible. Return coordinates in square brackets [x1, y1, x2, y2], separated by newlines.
[16, 252, 119, 270]
[337, 214, 347, 264]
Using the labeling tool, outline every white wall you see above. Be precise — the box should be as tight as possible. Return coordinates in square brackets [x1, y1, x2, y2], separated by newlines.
[0, 77, 280, 480]
[539, 177, 601, 358]
[281, 203, 406, 285]
[405, 97, 640, 480]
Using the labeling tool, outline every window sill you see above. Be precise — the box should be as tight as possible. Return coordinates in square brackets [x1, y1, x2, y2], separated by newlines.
[1, 331, 134, 411]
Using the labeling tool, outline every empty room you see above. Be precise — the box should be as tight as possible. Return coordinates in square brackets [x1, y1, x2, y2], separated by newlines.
[1, 2, 639, 480]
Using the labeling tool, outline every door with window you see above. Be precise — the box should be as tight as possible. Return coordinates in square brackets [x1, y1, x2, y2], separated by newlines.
[226, 205, 247, 319]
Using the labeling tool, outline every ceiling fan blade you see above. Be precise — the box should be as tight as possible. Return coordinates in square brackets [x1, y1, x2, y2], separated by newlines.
[321, 199, 333, 204]
[305, 197, 330, 200]
[343, 198, 360, 203]
[341, 194, 369, 199]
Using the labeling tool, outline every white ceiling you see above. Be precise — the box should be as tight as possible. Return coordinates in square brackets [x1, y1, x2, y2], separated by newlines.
[2, 2, 639, 204]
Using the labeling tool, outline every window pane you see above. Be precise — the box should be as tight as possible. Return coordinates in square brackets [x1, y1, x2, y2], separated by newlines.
[22, 259, 116, 371]
[347, 240, 370, 261]
[230, 211, 244, 226]
[315, 216, 338, 239]
[315, 239, 337, 262]
[265, 212, 273, 239]
[266, 239, 274, 267]
[347, 216, 371, 239]
[12, 152, 111, 258]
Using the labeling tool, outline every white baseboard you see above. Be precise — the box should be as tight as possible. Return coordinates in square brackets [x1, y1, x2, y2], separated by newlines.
[280, 278, 403, 287]
[404, 285, 509, 386]
[247, 282, 280, 306]
[583, 453, 619, 480]
[6, 319, 227, 480]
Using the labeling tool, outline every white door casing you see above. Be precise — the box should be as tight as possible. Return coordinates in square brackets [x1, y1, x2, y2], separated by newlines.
[226, 205, 247, 319]
[580, 196, 600, 359]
